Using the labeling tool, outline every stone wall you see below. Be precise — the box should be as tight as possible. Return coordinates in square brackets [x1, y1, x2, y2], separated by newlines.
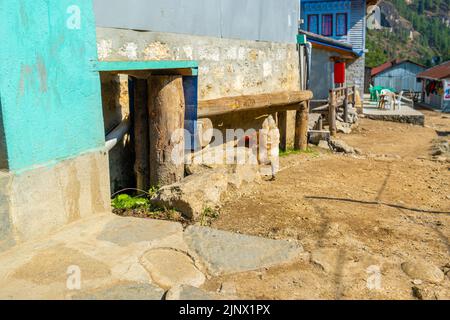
[96, 27, 301, 149]
[346, 54, 366, 98]
[96, 28, 300, 101]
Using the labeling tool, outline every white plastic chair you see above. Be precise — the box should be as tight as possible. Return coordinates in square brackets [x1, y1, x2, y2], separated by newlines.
[393, 91, 404, 111]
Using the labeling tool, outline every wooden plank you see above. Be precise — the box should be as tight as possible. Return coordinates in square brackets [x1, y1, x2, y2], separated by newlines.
[198, 90, 313, 117]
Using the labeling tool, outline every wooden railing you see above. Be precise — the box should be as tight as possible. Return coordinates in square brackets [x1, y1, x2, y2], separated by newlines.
[311, 85, 357, 137]
[328, 86, 356, 136]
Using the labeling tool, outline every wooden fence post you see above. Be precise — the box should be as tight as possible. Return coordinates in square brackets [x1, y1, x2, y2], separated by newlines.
[148, 75, 186, 187]
[133, 78, 150, 191]
[278, 111, 288, 152]
[294, 101, 309, 151]
[329, 90, 337, 137]
[344, 87, 349, 123]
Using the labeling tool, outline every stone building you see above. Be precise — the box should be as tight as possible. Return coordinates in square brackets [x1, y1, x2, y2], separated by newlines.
[0, 0, 311, 248]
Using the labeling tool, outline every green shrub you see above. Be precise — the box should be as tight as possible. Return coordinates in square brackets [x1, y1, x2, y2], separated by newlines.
[111, 194, 150, 210]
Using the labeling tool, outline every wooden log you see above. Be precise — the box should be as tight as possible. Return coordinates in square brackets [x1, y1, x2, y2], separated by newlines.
[277, 111, 288, 152]
[329, 91, 337, 137]
[344, 87, 349, 123]
[148, 76, 186, 187]
[198, 90, 313, 117]
[133, 78, 150, 191]
[294, 102, 309, 151]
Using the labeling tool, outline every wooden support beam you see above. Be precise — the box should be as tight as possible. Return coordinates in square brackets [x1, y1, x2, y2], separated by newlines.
[148, 76, 186, 187]
[277, 111, 288, 152]
[344, 87, 349, 123]
[294, 102, 309, 151]
[329, 90, 337, 137]
[133, 78, 150, 191]
[198, 90, 313, 117]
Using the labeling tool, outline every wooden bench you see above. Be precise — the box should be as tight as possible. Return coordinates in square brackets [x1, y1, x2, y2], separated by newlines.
[198, 90, 314, 151]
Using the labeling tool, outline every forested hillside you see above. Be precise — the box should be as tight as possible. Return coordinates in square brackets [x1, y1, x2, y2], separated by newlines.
[366, 0, 450, 67]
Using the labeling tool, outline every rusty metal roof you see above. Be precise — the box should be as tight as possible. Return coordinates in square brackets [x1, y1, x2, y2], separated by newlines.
[417, 61, 450, 80]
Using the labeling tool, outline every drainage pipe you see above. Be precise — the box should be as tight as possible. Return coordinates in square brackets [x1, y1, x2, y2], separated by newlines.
[105, 117, 131, 152]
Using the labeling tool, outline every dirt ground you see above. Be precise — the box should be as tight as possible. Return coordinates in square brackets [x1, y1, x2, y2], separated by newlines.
[204, 109, 450, 300]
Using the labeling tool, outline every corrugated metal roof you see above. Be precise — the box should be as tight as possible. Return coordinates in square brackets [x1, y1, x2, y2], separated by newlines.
[371, 59, 425, 77]
[417, 61, 450, 80]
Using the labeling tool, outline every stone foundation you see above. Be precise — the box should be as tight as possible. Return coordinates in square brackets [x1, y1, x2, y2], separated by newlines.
[346, 54, 366, 98]
[0, 149, 111, 251]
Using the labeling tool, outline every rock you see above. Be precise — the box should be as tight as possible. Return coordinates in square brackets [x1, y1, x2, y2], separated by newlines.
[412, 286, 423, 300]
[219, 281, 237, 296]
[309, 130, 331, 145]
[310, 248, 341, 273]
[401, 260, 445, 283]
[336, 121, 352, 134]
[412, 279, 423, 285]
[431, 140, 449, 156]
[165, 285, 230, 300]
[318, 140, 330, 150]
[141, 248, 205, 290]
[329, 138, 355, 154]
[97, 216, 182, 247]
[197, 118, 214, 148]
[308, 113, 322, 130]
[72, 282, 165, 300]
[153, 163, 261, 220]
[183, 225, 304, 276]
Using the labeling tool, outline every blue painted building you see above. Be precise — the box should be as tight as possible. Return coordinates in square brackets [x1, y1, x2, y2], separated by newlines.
[299, 0, 376, 99]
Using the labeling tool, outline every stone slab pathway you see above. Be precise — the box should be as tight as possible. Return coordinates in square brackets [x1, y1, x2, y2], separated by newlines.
[0, 214, 303, 299]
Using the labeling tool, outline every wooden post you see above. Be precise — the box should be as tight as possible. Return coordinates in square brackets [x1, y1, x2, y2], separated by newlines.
[329, 90, 337, 137]
[294, 101, 309, 151]
[148, 76, 186, 187]
[278, 111, 288, 152]
[318, 116, 323, 130]
[133, 78, 150, 191]
[344, 87, 349, 123]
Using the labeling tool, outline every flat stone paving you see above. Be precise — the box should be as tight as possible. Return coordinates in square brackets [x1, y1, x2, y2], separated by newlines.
[184, 225, 304, 276]
[0, 214, 304, 299]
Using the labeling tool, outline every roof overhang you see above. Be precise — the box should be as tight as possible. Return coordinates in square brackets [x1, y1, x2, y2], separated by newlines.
[298, 30, 359, 59]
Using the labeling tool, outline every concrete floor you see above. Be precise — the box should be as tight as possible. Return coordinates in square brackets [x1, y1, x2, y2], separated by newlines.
[0, 214, 304, 300]
[362, 98, 425, 125]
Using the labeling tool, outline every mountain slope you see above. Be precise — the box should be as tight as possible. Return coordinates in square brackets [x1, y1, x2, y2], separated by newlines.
[366, 0, 450, 67]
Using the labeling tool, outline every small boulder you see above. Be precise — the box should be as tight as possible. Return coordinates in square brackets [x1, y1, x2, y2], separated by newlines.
[154, 162, 261, 220]
[401, 260, 445, 284]
[329, 138, 355, 154]
[318, 140, 330, 150]
[336, 121, 352, 134]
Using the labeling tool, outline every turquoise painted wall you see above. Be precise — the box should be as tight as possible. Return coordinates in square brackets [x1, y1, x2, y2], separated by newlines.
[0, 0, 105, 171]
